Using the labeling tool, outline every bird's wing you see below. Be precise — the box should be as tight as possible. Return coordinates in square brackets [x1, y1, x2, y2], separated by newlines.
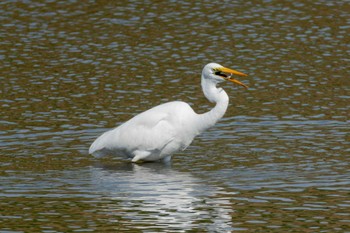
[89, 106, 177, 156]
[117, 111, 176, 151]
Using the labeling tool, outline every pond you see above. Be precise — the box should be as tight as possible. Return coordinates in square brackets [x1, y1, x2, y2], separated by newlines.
[0, 0, 349, 232]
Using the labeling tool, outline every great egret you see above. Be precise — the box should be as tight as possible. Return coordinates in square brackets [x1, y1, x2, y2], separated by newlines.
[89, 63, 248, 162]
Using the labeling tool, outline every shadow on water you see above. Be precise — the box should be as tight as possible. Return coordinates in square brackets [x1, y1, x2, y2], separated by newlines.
[88, 161, 236, 231]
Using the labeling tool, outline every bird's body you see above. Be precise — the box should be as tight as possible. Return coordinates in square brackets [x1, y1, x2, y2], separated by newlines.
[90, 101, 198, 162]
[89, 63, 248, 162]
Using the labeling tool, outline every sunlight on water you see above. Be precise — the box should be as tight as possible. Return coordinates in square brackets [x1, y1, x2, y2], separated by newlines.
[0, 0, 349, 232]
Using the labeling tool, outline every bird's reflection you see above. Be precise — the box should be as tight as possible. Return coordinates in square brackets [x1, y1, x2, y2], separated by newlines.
[90, 162, 233, 231]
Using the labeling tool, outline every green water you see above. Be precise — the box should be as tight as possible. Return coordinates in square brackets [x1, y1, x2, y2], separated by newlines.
[1, 0, 349, 232]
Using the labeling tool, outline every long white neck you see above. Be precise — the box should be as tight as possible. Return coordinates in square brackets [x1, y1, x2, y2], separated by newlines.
[196, 76, 229, 133]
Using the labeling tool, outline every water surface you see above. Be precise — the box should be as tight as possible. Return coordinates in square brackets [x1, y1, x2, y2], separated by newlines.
[1, 0, 349, 232]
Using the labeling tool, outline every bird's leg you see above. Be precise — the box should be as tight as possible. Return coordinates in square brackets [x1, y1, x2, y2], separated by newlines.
[131, 150, 151, 163]
[162, 155, 172, 164]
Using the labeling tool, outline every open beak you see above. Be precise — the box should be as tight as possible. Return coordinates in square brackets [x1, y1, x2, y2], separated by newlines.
[217, 66, 248, 89]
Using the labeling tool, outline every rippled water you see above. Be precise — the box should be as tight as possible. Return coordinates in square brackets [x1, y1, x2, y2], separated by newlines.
[1, 0, 349, 232]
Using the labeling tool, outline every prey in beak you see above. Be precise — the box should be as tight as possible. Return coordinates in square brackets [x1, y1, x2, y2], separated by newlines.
[214, 66, 248, 89]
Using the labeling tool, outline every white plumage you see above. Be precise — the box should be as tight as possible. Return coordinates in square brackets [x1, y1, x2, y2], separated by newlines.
[89, 63, 248, 162]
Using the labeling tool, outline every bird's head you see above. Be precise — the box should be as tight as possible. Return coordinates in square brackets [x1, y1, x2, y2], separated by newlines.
[202, 63, 248, 89]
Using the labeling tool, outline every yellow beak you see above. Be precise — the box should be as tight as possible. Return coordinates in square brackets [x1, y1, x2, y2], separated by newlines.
[217, 66, 248, 89]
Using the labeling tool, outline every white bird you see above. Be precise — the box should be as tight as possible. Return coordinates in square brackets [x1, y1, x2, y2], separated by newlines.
[89, 63, 248, 163]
